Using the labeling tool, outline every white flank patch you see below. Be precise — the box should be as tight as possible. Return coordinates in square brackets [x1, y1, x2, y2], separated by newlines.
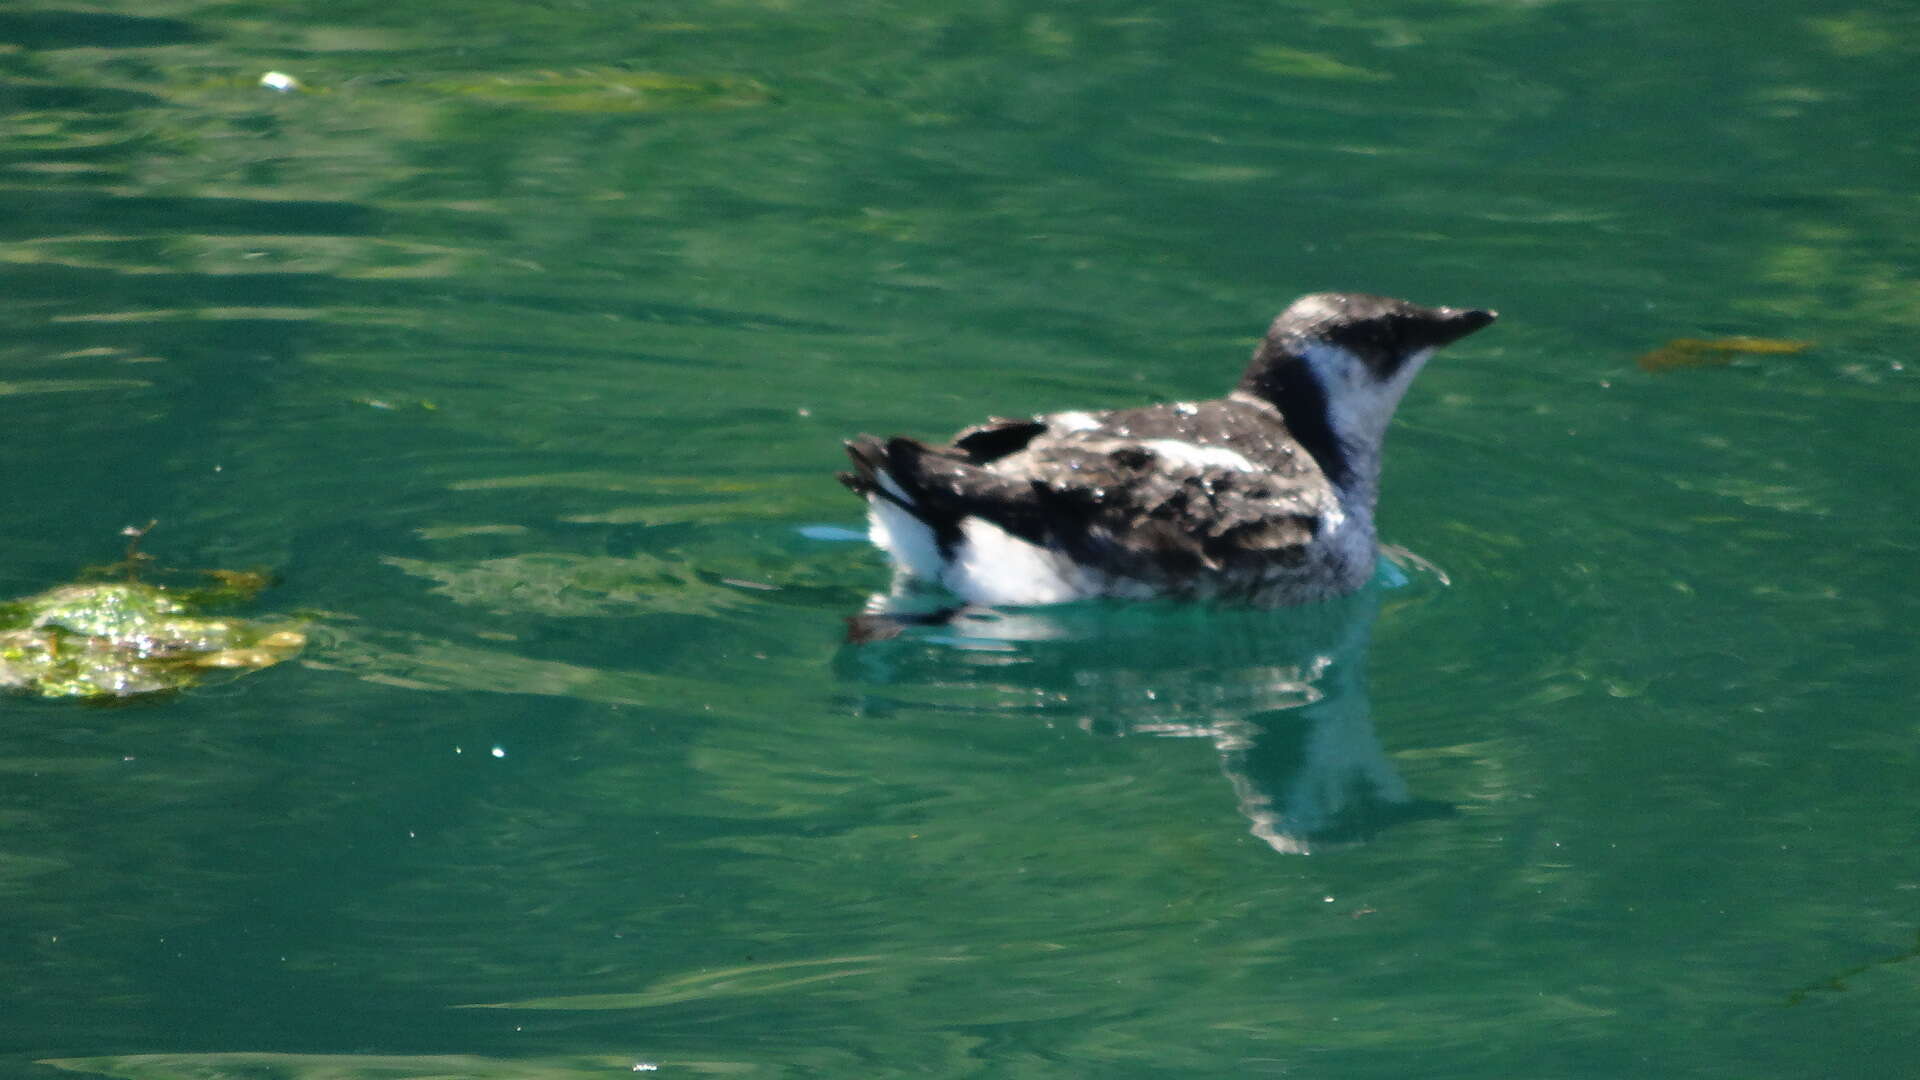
[944, 517, 1092, 607]
[867, 496, 945, 583]
[1142, 439, 1257, 472]
[1048, 410, 1103, 433]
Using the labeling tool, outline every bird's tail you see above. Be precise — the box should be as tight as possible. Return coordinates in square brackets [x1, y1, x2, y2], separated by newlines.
[838, 435, 896, 501]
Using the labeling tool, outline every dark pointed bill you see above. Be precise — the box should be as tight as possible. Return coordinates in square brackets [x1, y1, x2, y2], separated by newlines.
[1420, 305, 1497, 349]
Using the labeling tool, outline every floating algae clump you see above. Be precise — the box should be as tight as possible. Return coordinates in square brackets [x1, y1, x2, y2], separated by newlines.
[0, 579, 305, 700]
[1637, 337, 1813, 373]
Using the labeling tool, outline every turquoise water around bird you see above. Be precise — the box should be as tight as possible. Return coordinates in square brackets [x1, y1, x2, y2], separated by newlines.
[3, 2, 1918, 1077]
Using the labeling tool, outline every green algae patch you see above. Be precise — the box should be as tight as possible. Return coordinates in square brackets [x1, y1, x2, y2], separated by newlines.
[1248, 45, 1390, 82]
[425, 69, 774, 112]
[0, 580, 306, 700]
[37, 1052, 646, 1080]
[1637, 337, 1813, 373]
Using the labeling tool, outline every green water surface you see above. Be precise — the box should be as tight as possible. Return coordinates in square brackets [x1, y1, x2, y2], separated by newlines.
[3, 1, 1917, 1077]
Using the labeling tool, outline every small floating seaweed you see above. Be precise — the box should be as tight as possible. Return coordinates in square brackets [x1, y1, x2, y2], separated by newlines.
[1637, 336, 1813, 373]
[0, 525, 305, 700]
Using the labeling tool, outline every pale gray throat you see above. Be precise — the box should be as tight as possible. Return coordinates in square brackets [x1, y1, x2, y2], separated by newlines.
[1297, 342, 1428, 520]
[1235, 350, 1367, 507]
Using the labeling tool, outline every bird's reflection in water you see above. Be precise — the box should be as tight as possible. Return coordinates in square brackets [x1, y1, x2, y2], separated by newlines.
[836, 561, 1452, 854]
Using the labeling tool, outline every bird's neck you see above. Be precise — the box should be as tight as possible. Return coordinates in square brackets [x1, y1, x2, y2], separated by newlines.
[1234, 370, 1380, 512]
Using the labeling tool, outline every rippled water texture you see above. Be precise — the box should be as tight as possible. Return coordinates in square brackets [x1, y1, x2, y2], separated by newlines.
[4, 2, 1918, 1077]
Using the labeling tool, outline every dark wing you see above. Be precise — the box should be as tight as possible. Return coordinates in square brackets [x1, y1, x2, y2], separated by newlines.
[997, 438, 1327, 574]
[951, 417, 1048, 463]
